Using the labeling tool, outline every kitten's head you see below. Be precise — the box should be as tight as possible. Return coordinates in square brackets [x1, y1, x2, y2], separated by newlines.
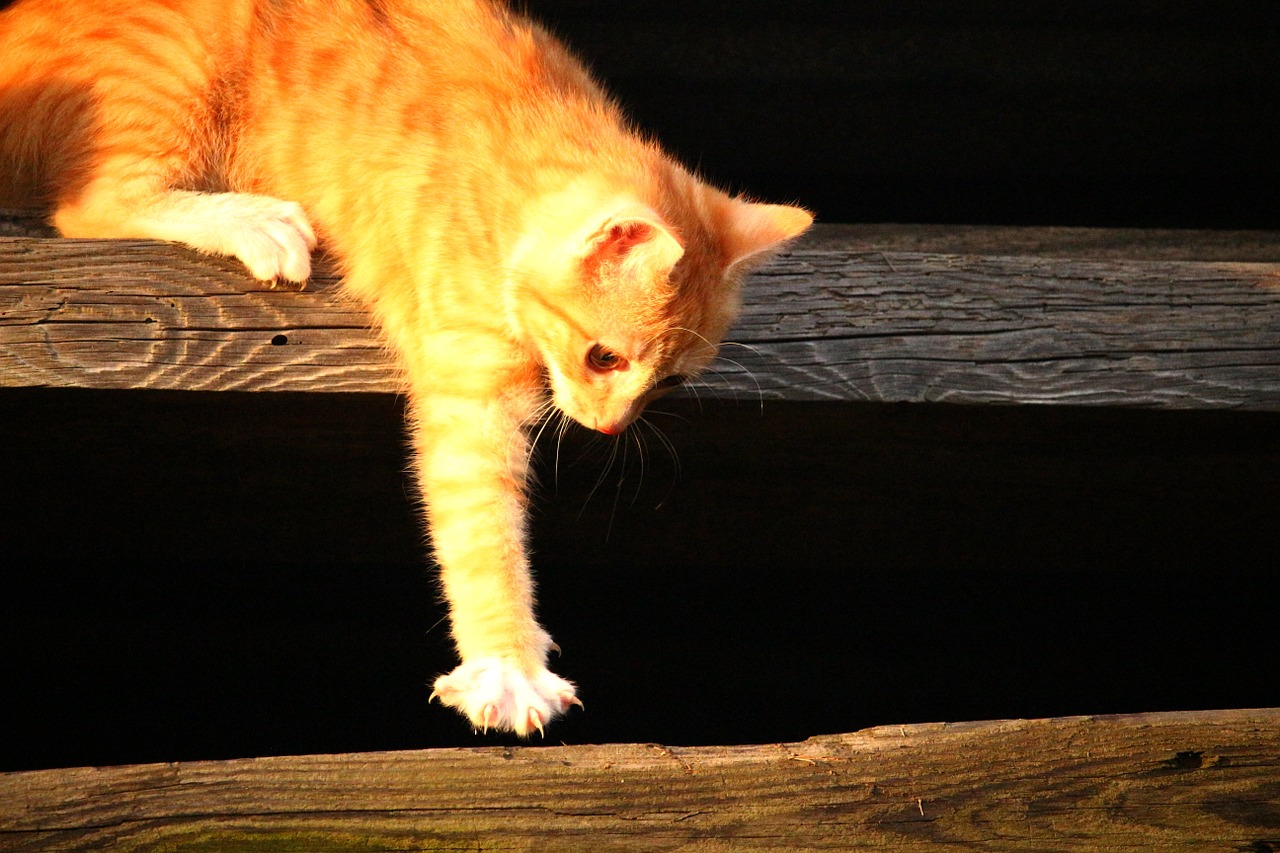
[508, 179, 812, 434]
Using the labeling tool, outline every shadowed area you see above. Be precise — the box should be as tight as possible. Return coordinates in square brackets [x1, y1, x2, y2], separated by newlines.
[2, 388, 1275, 769]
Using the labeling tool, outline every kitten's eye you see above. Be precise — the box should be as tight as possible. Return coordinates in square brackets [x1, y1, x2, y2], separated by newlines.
[655, 374, 687, 390]
[587, 344, 627, 372]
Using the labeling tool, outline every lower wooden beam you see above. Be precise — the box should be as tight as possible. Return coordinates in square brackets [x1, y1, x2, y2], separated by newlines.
[1, 708, 1276, 851]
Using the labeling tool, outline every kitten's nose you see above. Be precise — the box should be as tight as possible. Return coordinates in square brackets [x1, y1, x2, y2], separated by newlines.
[597, 421, 625, 435]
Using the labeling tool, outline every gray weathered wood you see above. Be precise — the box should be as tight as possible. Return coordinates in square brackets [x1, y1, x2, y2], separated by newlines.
[732, 249, 1280, 410]
[1, 708, 1276, 851]
[0, 238, 389, 393]
[807, 223, 1280, 261]
[3, 223, 1279, 408]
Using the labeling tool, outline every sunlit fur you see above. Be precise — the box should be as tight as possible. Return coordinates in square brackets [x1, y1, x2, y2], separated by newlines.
[0, 0, 812, 735]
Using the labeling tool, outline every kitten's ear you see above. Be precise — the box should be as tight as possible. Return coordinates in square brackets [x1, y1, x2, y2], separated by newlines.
[722, 200, 814, 272]
[580, 206, 684, 284]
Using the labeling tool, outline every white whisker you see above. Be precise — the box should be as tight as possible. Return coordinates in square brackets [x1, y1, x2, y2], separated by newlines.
[579, 431, 619, 521]
[553, 410, 572, 490]
[670, 326, 721, 358]
[710, 353, 765, 413]
[644, 407, 690, 425]
[636, 415, 681, 508]
[629, 425, 648, 507]
[719, 339, 766, 358]
[665, 327, 765, 412]
[605, 433, 631, 540]
[525, 400, 557, 450]
[516, 397, 557, 479]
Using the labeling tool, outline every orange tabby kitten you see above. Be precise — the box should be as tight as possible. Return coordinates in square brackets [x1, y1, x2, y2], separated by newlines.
[0, 0, 811, 735]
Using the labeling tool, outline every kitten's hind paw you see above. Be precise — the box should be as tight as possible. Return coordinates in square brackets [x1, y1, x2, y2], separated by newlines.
[430, 658, 581, 737]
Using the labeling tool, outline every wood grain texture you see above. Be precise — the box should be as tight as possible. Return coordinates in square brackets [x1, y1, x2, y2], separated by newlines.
[0, 238, 390, 393]
[3, 224, 1280, 408]
[726, 250, 1280, 410]
[1, 709, 1276, 851]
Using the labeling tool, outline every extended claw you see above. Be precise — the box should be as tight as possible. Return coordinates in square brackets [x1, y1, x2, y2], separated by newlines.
[481, 704, 500, 735]
[430, 658, 579, 737]
[528, 708, 545, 738]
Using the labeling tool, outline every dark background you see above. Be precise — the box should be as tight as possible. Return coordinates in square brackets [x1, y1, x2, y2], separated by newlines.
[3, 1, 1279, 771]
[536, 1, 1280, 230]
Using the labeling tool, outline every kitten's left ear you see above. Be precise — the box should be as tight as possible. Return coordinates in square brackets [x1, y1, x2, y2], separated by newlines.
[580, 206, 685, 284]
[722, 200, 814, 272]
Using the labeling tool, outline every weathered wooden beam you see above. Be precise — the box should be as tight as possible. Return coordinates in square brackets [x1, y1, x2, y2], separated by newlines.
[1, 708, 1276, 851]
[3, 222, 1279, 408]
[0, 238, 388, 393]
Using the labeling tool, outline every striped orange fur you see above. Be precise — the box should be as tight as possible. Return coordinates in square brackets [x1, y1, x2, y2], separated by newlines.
[0, 0, 812, 735]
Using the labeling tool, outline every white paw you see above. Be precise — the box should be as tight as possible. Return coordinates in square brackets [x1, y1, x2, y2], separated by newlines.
[217, 196, 317, 284]
[431, 658, 581, 737]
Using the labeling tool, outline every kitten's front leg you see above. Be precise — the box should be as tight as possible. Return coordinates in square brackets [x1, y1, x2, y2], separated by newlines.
[55, 183, 316, 284]
[412, 378, 579, 736]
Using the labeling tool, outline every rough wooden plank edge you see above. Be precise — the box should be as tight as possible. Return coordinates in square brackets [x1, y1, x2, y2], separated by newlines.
[810, 222, 1280, 261]
[6, 211, 1280, 259]
[1, 708, 1277, 851]
[3, 226, 1280, 409]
